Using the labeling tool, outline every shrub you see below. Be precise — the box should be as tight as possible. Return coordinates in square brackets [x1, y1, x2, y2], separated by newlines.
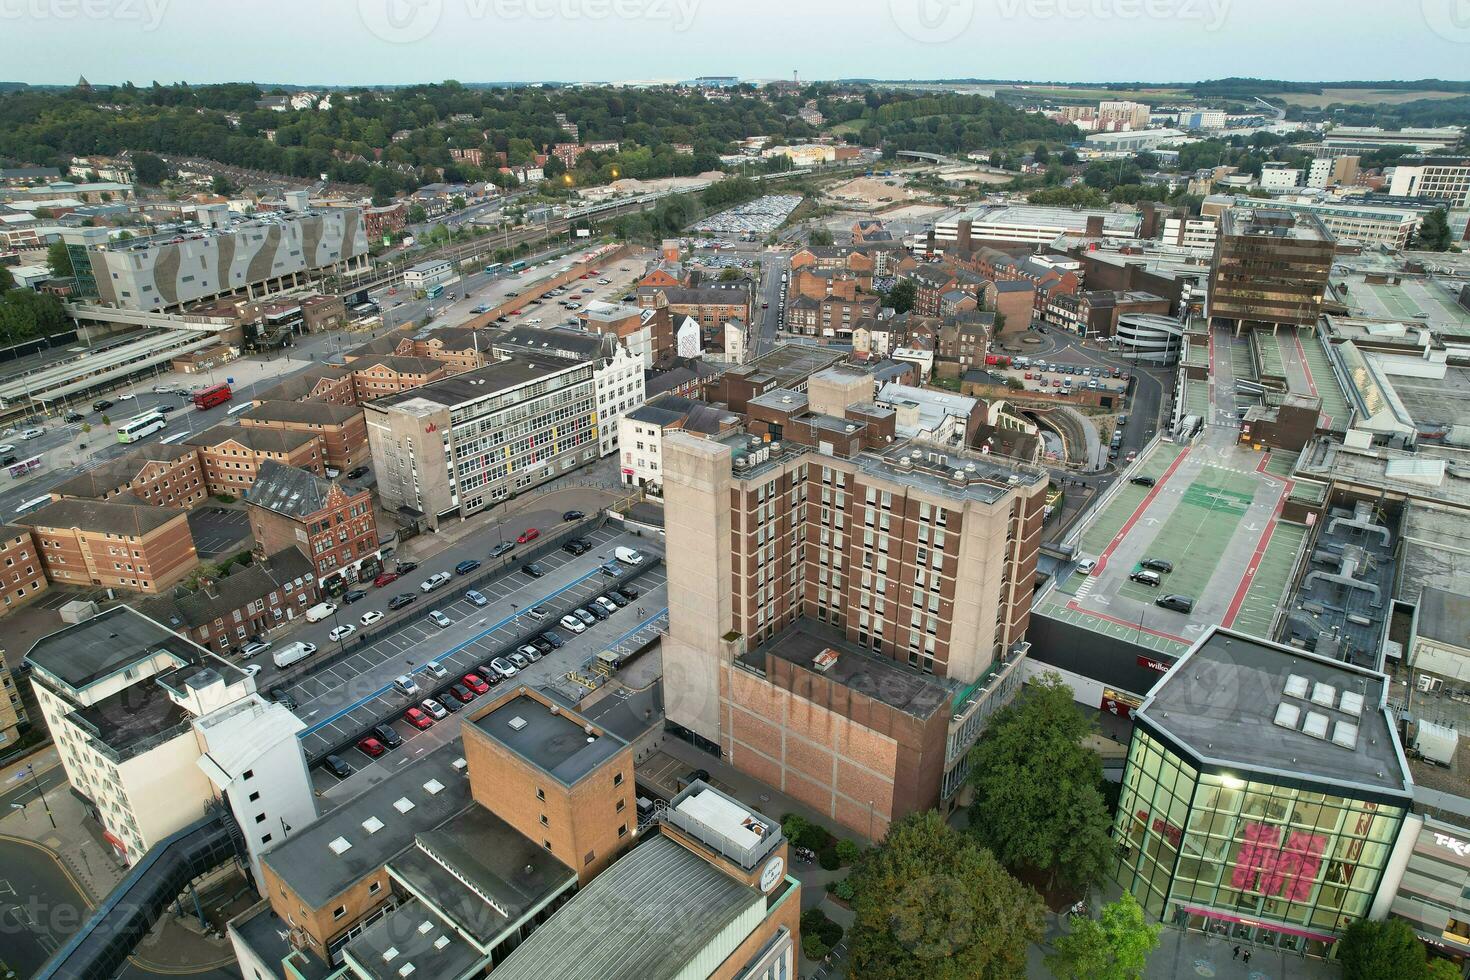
[835, 839, 863, 865]
[782, 814, 810, 846]
[802, 934, 830, 961]
[213, 493, 236, 503]
[832, 878, 856, 902]
[818, 846, 841, 871]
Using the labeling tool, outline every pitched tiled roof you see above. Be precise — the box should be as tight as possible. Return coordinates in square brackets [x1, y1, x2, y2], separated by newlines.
[20, 497, 186, 536]
[243, 461, 338, 519]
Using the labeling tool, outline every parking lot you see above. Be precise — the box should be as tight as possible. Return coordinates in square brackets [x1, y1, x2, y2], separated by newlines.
[286, 525, 666, 764]
[1001, 357, 1130, 399]
[692, 194, 802, 236]
[186, 506, 252, 557]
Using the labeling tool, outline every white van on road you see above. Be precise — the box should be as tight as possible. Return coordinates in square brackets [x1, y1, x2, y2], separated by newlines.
[305, 602, 337, 623]
[273, 641, 318, 669]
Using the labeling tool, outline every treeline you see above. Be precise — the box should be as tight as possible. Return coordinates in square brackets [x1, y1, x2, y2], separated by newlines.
[0, 269, 69, 346]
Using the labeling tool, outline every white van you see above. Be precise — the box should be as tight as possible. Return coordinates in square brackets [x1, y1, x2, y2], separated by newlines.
[305, 601, 337, 623]
[614, 546, 644, 566]
[273, 641, 317, 669]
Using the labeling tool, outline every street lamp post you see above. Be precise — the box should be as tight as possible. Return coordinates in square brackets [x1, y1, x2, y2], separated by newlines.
[23, 764, 55, 829]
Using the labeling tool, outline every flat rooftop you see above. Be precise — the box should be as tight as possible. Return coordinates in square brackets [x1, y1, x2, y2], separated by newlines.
[954, 203, 1141, 233]
[72, 677, 190, 754]
[1138, 627, 1411, 800]
[468, 691, 626, 786]
[1220, 207, 1333, 243]
[723, 343, 848, 388]
[489, 834, 764, 980]
[740, 618, 958, 720]
[369, 353, 584, 411]
[24, 605, 204, 691]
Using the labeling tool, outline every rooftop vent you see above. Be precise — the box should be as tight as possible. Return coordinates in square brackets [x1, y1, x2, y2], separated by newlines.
[1303, 711, 1330, 740]
[452, 757, 468, 771]
[417, 921, 433, 935]
[328, 836, 352, 855]
[508, 716, 528, 731]
[1332, 721, 1359, 749]
[399, 965, 415, 978]
[393, 797, 415, 814]
[423, 779, 444, 795]
[1284, 674, 1310, 699]
[434, 936, 451, 951]
[382, 947, 399, 963]
[1339, 690, 1365, 717]
[1273, 702, 1301, 730]
[1310, 682, 1337, 707]
[361, 816, 384, 834]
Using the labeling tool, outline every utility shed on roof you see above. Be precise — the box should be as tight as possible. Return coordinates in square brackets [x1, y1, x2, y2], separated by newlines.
[489, 835, 765, 980]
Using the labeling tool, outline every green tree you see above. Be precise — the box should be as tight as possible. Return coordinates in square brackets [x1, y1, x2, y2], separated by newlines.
[1059, 148, 1079, 166]
[884, 278, 916, 314]
[46, 239, 74, 279]
[133, 152, 168, 185]
[718, 266, 744, 282]
[210, 174, 235, 195]
[808, 228, 835, 247]
[0, 266, 13, 294]
[407, 204, 427, 223]
[1029, 185, 1107, 208]
[1033, 143, 1051, 164]
[1133, 151, 1159, 170]
[0, 288, 67, 342]
[967, 673, 1113, 892]
[848, 811, 1043, 980]
[1046, 892, 1161, 980]
[1339, 919, 1434, 980]
[1428, 959, 1462, 980]
[1416, 207, 1453, 251]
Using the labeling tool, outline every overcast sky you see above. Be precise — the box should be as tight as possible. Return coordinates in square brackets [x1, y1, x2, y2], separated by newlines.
[6, 0, 1470, 86]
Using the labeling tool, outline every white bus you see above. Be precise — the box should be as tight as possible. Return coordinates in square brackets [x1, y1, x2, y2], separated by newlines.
[159, 431, 189, 445]
[117, 411, 167, 444]
[14, 495, 50, 518]
[226, 402, 254, 417]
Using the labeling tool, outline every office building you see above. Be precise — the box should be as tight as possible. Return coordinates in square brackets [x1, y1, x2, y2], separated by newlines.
[1388, 157, 1470, 208]
[1321, 126, 1462, 154]
[245, 461, 379, 591]
[934, 204, 1142, 249]
[24, 606, 312, 866]
[1112, 627, 1411, 959]
[1306, 157, 1333, 189]
[661, 414, 1047, 835]
[66, 208, 368, 312]
[1259, 162, 1302, 190]
[491, 326, 646, 458]
[1208, 208, 1335, 331]
[1161, 214, 1219, 253]
[365, 354, 598, 528]
[21, 498, 199, 594]
[1202, 195, 1418, 249]
[403, 259, 453, 289]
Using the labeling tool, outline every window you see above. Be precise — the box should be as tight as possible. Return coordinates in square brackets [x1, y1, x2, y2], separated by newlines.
[260, 833, 272, 845]
[254, 813, 266, 824]
[613, 772, 624, 787]
[368, 880, 381, 894]
[616, 798, 626, 812]
[540, 814, 549, 827]
[333, 905, 346, 919]
[618, 824, 628, 838]
[248, 791, 260, 803]
[543, 840, 553, 851]
[242, 769, 254, 780]
[584, 850, 596, 866]
[536, 787, 545, 801]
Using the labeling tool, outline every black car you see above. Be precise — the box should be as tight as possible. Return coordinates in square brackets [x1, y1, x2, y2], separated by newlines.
[585, 603, 610, 621]
[0, 455, 15, 466]
[540, 630, 565, 649]
[1140, 557, 1174, 574]
[475, 665, 503, 686]
[606, 591, 630, 607]
[563, 539, 589, 556]
[395, 560, 420, 574]
[63, 411, 85, 423]
[491, 542, 515, 558]
[323, 754, 354, 778]
[496, 315, 510, 323]
[522, 562, 546, 578]
[346, 466, 370, 480]
[616, 584, 639, 601]
[1130, 476, 1156, 487]
[562, 510, 585, 521]
[371, 723, 403, 748]
[388, 593, 417, 610]
[529, 635, 554, 655]
[268, 686, 297, 710]
[92, 399, 113, 412]
[600, 561, 621, 577]
[437, 693, 461, 713]
[157, 404, 177, 414]
[342, 589, 368, 604]
[455, 559, 482, 575]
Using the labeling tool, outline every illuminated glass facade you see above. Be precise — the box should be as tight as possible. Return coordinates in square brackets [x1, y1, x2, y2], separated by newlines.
[1114, 727, 1405, 959]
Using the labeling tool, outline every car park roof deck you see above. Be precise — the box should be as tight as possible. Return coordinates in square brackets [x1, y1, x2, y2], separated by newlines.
[468, 690, 626, 786]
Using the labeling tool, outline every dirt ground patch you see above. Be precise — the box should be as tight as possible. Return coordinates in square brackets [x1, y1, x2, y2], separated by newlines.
[822, 175, 927, 210]
[1274, 87, 1468, 107]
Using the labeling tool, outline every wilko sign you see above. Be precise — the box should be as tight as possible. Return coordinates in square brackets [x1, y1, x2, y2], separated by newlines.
[1138, 655, 1173, 674]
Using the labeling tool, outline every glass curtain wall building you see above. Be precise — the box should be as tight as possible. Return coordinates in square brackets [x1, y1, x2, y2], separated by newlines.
[1112, 627, 1413, 960]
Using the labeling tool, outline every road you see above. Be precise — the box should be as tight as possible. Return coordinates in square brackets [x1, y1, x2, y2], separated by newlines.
[0, 835, 90, 979]
[751, 250, 789, 358]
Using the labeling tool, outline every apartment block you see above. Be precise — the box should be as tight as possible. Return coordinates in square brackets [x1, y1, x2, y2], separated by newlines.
[185, 424, 325, 495]
[661, 412, 1047, 835]
[365, 355, 598, 528]
[0, 659, 27, 750]
[23, 606, 311, 867]
[348, 355, 448, 401]
[48, 442, 207, 508]
[1388, 156, 1470, 208]
[244, 461, 380, 591]
[21, 498, 199, 593]
[0, 523, 47, 614]
[239, 400, 369, 471]
[139, 548, 320, 656]
[618, 394, 740, 493]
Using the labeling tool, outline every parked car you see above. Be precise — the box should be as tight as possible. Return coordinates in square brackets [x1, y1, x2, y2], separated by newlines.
[563, 539, 590, 556]
[522, 562, 546, 578]
[371, 723, 403, 748]
[560, 614, 587, 634]
[437, 694, 461, 713]
[562, 510, 585, 521]
[388, 593, 417, 611]
[1140, 557, 1174, 574]
[1130, 476, 1156, 487]
[540, 630, 565, 649]
[449, 683, 474, 703]
[616, 584, 639, 601]
[1076, 558, 1097, 574]
[373, 571, 401, 588]
[1156, 593, 1195, 613]
[606, 590, 630, 607]
[329, 624, 357, 642]
[420, 572, 451, 592]
[403, 707, 434, 730]
[242, 639, 272, 658]
[19, 428, 43, 440]
[323, 754, 353, 778]
[508, 651, 531, 670]
[342, 589, 367, 605]
[572, 607, 597, 626]
[421, 698, 447, 720]
[395, 560, 420, 574]
[425, 660, 448, 680]
[454, 559, 482, 575]
[475, 665, 503, 686]
[516, 527, 540, 544]
[462, 673, 490, 695]
[1130, 570, 1163, 587]
[491, 542, 515, 558]
[594, 596, 619, 616]
[357, 737, 386, 758]
[584, 602, 609, 621]
[346, 466, 370, 480]
[529, 636, 554, 655]
[600, 561, 622, 577]
[527, 604, 551, 620]
[465, 589, 488, 607]
[428, 610, 452, 628]
[360, 610, 385, 626]
[490, 657, 518, 680]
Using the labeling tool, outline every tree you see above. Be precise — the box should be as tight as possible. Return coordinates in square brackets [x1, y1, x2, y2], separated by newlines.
[0, 288, 68, 343]
[1033, 144, 1051, 165]
[1428, 960, 1461, 980]
[0, 266, 13, 294]
[406, 204, 427, 223]
[210, 174, 235, 195]
[46, 240, 74, 279]
[808, 228, 835, 247]
[884, 279, 916, 314]
[1133, 151, 1159, 170]
[1416, 207, 1453, 251]
[1059, 148, 1079, 166]
[967, 673, 1113, 892]
[849, 811, 1043, 980]
[718, 266, 744, 282]
[1339, 919, 1435, 980]
[1046, 892, 1161, 980]
[133, 152, 168, 185]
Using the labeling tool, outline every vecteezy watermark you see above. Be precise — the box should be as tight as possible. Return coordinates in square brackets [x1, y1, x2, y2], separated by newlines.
[359, 0, 700, 44]
[889, 0, 975, 43]
[992, 0, 1230, 31]
[0, 0, 169, 30]
[1422, 0, 1470, 43]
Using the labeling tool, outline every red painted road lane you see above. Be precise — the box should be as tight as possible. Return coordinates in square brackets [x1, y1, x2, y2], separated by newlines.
[1092, 446, 1193, 577]
[1221, 452, 1294, 629]
[1066, 598, 1191, 644]
[1291, 331, 1331, 429]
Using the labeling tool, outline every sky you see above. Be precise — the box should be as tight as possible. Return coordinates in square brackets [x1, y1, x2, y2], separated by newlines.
[5, 0, 1470, 87]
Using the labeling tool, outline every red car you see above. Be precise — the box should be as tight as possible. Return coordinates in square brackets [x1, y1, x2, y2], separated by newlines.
[357, 737, 385, 757]
[449, 683, 474, 703]
[403, 707, 433, 730]
[509, 308, 522, 315]
[516, 527, 540, 544]
[374, 571, 400, 588]
[463, 673, 490, 695]
[580, 273, 591, 279]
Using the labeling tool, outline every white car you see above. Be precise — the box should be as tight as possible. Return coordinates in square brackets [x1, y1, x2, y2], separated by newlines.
[329, 624, 356, 642]
[421, 698, 448, 720]
[360, 610, 384, 627]
[420, 572, 451, 593]
[1076, 558, 1097, 575]
[594, 596, 619, 616]
[559, 614, 587, 634]
[490, 657, 518, 679]
[0, 444, 14, 454]
[428, 610, 452, 628]
[241, 664, 261, 679]
[425, 660, 448, 679]
[19, 428, 43, 440]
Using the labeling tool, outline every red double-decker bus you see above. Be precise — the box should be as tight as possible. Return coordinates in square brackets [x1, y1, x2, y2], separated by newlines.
[191, 383, 233, 410]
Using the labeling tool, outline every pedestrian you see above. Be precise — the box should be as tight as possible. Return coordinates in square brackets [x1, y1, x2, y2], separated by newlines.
[1242, 950, 1251, 965]
[1232, 946, 1240, 960]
